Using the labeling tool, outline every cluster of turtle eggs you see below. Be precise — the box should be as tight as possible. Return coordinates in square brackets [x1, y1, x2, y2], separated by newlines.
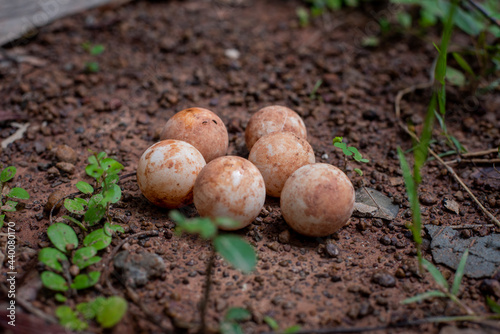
[136, 106, 355, 237]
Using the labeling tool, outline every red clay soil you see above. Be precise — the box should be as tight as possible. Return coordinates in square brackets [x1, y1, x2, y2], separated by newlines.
[0, 0, 499, 333]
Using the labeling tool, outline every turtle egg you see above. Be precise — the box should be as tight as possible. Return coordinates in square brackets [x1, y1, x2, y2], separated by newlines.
[137, 140, 206, 208]
[248, 131, 315, 197]
[160, 107, 228, 163]
[280, 163, 355, 237]
[245, 105, 307, 150]
[193, 156, 266, 230]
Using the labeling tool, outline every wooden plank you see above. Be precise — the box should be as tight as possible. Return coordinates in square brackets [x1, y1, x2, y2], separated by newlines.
[0, 0, 117, 46]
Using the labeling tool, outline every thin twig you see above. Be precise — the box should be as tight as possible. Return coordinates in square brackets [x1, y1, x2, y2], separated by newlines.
[395, 85, 500, 228]
[462, 148, 498, 158]
[199, 248, 216, 334]
[446, 158, 500, 165]
[451, 224, 495, 229]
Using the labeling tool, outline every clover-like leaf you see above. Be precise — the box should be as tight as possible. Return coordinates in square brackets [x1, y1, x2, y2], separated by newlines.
[41, 271, 68, 292]
[39, 248, 68, 272]
[73, 246, 101, 270]
[6, 187, 29, 200]
[71, 271, 101, 290]
[64, 198, 85, 214]
[56, 305, 88, 331]
[84, 204, 106, 226]
[102, 184, 121, 204]
[76, 181, 94, 194]
[1, 200, 17, 212]
[47, 223, 78, 253]
[225, 307, 251, 322]
[0, 166, 16, 183]
[101, 158, 124, 174]
[83, 228, 112, 250]
[96, 296, 128, 328]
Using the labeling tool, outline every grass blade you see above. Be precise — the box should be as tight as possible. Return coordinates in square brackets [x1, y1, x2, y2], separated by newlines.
[451, 249, 469, 296]
[401, 290, 447, 304]
[422, 258, 449, 290]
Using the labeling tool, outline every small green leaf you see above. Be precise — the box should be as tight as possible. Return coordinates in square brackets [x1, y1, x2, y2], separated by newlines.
[296, 7, 309, 28]
[96, 296, 128, 328]
[71, 271, 100, 290]
[486, 296, 500, 314]
[220, 322, 244, 334]
[451, 249, 469, 296]
[401, 290, 447, 304]
[47, 223, 78, 253]
[176, 218, 217, 239]
[76, 302, 96, 320]
[101, 158, 124, 174]
[354, 168, 363, 176]
[0, 166, 16, 183]
[284, 324, 302, 334]
[6, 187, 29, 200]
[73, 246, 101, 270]
[0, 214, 4, 229]
[84, 204, 106, 226]
[62, 215, 87, 231]
[55, 293, 67, 303]
[90, 44, 105, 56]
[102, 184, 121, 204]
[56, 305, 88, 331]
[39, 248, 68, 272]
[361, 36, 380, 47]
[214, 217, 242, 230]
[85, 164, 103, 179]
[397, 11, 412, 29]
[1, 200, 17, 212]
[41, 271, 68, 292]
[225, 307, 251, 322]
[73, 197, 88, 206]
[88, 155, 98, 165]
[360, 158, 369, 163]
[342, 147, 353, 156]
[169, 210, 186, 223]
[422, 258, 449, 290]
[83, 228, 112, 250]
[110, 224, 125, 233]
[64, 198, 85, 214]
[332, 136, 343, 144]
[96, 151, 107, 160]
[88, 193, 103, 207]
[76, 181, 94, 194]
[214, 235, 257, 273]
[452, 52, 474, 76]
[89, 297, 107, 318]
[85, 61, 100, 73]
[264, 316, 279, 330]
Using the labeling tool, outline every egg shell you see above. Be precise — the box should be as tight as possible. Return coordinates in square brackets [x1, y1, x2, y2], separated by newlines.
[248, 131, 315, 197]
[137, 140, 206, 208]
[160, 107, 228, 163]
[245, 105, 307, 150]
[194, 156, 266, 230]
[280, 163, 355, 237]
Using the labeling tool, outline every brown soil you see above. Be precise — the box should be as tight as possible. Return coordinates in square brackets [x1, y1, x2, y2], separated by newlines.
[1, 0, 499, 333]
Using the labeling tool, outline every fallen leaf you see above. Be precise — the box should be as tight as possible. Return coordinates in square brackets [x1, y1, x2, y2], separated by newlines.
[443, 198, 460, 215]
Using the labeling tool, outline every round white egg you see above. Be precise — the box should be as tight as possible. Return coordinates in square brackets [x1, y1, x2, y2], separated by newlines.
[248, 131, 315, 197]
[137, 140, 206, 208]
[245, 105, 307, 150]
[280, 163, 355, 237]
[193, 156, 266, 230]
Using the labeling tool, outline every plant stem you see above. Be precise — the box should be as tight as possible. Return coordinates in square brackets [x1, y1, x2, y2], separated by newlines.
[199, 247, 216, 334]
[448, 293, 475, 316]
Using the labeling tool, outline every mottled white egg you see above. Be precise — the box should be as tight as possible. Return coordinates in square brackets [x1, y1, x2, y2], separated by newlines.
[160, 107, 228, 163]
[245, 105, 307, 150]
[137, 140, 206, 208]
[248, 131, 315, 197]
[194, 156, 266, 230]
[280, 163, 355, 237]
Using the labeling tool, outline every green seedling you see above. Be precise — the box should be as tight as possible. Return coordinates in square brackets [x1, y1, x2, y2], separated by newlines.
[332, 136, 369, 176]
[63, 151, 124, 230]
[56, 296, 127, 331]
[402, 250, 475, 315]
[309, 79, 323, 100]
[170, 211, 257, 333]
[0, 166, 29, 229]
[39, 221, 123, 294]
[264, 315, 301, 334]
[82, 42, 105, 73]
